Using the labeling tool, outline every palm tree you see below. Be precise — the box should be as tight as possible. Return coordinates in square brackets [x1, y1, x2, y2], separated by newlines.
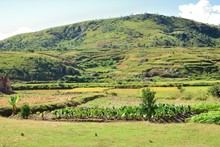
[8, 95, 20, 115]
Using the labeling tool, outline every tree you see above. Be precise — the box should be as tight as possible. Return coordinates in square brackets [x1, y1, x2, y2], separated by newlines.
[8, 94, 20, 115]
[20, 103, 31, 119]
[208, 84, 220, 98]
[140, 88, 156, 121]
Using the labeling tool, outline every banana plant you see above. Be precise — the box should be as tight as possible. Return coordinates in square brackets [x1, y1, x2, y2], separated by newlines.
[8, 94, 20, 115]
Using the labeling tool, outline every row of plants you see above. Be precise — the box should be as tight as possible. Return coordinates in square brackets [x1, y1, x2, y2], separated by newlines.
[51, 104, 191, 121]
[50, 87, 219, 123]
[188, 111, 220, 125]
[188, 102, 220, 125]
[51, 88, 191, 121]
[191, 102, 220, 113]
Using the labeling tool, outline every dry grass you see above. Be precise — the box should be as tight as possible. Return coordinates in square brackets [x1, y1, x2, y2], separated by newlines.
[64, 88, 109, 93]
[0, 90, 83, 107]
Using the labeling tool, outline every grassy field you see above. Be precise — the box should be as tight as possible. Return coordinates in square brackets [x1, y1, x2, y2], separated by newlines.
[107, 86, 211, 99]
[0, 117, 220, 147]
[0, 86, 217, 108]
[0, 86, 220, 146]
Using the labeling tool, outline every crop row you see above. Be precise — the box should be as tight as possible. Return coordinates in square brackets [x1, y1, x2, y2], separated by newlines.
[51, 104, 191, 120]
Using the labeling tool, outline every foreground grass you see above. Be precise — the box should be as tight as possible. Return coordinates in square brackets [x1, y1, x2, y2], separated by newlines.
[0, 117, 220, 147]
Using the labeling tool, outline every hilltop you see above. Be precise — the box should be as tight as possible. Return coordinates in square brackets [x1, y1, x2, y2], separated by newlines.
[0, 13, 220, 82]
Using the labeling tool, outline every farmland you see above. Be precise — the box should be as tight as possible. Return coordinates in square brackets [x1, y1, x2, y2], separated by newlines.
[1, 81, 220, 146]
[0, 86, 218, 108]
[0, 12, 220, 146]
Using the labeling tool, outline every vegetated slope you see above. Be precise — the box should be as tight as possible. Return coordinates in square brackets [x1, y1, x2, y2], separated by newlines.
[0, 52, 81, 81]
[1, 46, 219, 82]
[0, 13, 220, 82]
[0, 13, 220, 51]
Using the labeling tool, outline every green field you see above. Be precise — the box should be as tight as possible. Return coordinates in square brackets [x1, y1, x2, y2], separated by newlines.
[0, 117, 220, 147]
[0, 86, 218, 108]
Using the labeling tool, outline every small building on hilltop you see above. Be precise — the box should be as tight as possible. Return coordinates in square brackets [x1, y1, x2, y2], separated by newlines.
[0, 77, 13, 94]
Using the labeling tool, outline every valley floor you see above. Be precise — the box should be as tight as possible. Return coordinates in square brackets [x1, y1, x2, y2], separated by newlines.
[0, 117, 220, 147]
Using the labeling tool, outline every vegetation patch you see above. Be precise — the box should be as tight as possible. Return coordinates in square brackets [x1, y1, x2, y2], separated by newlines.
[188, 111, 220, 125]
[51, 104, 192, 123]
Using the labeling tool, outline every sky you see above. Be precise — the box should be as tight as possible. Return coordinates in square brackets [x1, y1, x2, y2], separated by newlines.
[0, 0, 220, 40]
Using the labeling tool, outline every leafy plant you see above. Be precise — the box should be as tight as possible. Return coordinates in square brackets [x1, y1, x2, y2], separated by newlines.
[188, 111, 220, 124]
[51, 104, 191, 121]
[208, 84, 220, 98]
[8, 94, 20, 115]
[140, 88, 156, 121]
[20, 103, 31, 119]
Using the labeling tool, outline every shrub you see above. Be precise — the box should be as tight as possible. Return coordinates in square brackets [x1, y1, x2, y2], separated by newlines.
[20, 103, 31, 119]
[208, 84, 220, 98]
[140, 88, 156, 121]
[109, 92, 118, 96]
[177, 85, 185, 94]
[188, 111, 220, 124]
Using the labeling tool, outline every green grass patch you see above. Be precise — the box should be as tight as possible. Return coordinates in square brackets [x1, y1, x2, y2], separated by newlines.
[0, 117, 220, 146]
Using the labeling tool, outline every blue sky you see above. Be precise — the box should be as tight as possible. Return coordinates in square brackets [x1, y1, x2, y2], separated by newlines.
[0, 0, 220, 40]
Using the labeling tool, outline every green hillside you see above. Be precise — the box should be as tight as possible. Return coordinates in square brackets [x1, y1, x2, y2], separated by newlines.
[0, 47, 219, 82]
[0, 13, 220, 82]
[0, 13, 220, 51]
[0, 52, 82, 81]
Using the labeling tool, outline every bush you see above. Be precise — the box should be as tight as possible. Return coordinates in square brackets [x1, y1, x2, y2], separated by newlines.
[208, 84, 220, 98]
[20, 103, 31, 119]
[177, 85, 185, 94]
[188, 111, 220, 124]
[140, 88, 156, 121]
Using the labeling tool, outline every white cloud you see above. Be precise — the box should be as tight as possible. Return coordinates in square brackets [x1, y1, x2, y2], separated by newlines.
[213, 5, 220, 13]
[179, 0, 220, 25]
[0, 27, 34, 41]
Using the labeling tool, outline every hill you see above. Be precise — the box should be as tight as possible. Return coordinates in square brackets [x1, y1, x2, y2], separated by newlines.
[0, 13, 220, 51]
[0, 13, 220, 82]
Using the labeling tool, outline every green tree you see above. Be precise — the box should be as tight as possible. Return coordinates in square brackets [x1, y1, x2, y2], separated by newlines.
[140, 88, 156, 121]
[20, 103, 31, 119]
[208, 84, 220, 98]
[8, 94, 20, 115]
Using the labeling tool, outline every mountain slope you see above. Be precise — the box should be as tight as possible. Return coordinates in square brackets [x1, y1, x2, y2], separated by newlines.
[0, 13, 220, 82]
[0, 13, 220, 52]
